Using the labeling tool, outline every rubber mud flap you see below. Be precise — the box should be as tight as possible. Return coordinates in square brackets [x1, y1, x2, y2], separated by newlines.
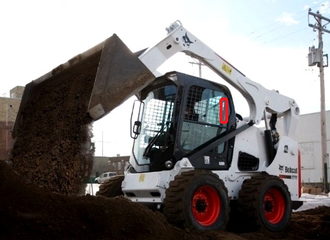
[88, 34, 154, 120]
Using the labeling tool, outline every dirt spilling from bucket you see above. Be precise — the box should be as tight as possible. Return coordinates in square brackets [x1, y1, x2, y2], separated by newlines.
[10, 66, 95, 195]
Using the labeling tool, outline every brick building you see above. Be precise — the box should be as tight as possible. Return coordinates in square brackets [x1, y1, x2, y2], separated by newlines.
[0, 86, 24, 160]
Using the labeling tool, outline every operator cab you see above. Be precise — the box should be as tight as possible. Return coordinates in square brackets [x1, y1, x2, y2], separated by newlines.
[130, 72, 236, 173]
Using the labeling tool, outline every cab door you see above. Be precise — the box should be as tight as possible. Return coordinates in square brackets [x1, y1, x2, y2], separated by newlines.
[178, 82, 236, 170]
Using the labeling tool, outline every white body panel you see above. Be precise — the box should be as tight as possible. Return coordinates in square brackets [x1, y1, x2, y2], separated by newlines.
[122, 121, 301, 204]
[122, 158, 194, 203]
[266, 136, 300, 200]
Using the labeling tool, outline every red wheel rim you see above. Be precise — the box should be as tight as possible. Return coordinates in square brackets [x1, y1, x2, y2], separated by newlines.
[263, 188, 285, 224]
[191, 186, 221, 226]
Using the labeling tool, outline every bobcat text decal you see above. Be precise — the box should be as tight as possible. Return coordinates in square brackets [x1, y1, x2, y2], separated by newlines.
[279, 164, 298, 180]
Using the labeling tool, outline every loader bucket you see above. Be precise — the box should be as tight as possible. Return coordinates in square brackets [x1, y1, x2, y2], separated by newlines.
[87, 35, 155, 120]
[12, 34, 154, 137]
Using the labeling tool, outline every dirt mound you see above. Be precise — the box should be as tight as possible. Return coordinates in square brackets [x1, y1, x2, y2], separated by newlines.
[1, 161, 330, 240]
[10, 65, 95, 194]
[0, 161, 204, 240]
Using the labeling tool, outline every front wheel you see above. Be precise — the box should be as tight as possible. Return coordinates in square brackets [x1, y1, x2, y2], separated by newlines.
[163, 170, 229, 231]
[238, 174, 292, 232]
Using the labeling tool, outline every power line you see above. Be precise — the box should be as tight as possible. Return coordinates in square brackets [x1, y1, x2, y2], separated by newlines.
[247, 0, 330, 37]
[245, 2, 329, 44]
[246, 9, 307, 38]
[246, 16, 308, 45]
[251, 25, 286, 40]
[262, 27, 309, 45]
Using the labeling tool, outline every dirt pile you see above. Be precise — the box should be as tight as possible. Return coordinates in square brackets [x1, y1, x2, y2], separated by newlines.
[0, 161, 204, 240]
[10, 66, 95, 194]
[1, 161, 330, 240]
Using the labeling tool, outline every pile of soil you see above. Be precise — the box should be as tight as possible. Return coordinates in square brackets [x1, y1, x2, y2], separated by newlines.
[10, 63, 96, 194]
[0, 161, 329, 240]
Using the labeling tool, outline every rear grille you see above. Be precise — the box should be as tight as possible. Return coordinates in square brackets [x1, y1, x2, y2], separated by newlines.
[238, 152, 259, 171]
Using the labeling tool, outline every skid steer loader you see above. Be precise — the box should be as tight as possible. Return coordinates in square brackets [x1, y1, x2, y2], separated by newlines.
[14, 20, 302, 232]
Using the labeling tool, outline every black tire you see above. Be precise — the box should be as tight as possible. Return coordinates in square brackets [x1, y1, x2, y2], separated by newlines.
[163, 170, 229, 231]
[96, 175, 124, 198]
[237, 174, 292, 232]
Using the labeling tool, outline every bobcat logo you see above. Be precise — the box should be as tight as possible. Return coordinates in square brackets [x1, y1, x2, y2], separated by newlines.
[279, 165, 284, 173]
[182, 33, 194, 47]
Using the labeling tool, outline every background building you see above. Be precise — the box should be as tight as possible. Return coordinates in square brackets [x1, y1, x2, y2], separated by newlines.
[276, 110, 330, 187]
[0, 86, 24, 160]
[295, 111, 330, 186]
[92, 155, 130, 178]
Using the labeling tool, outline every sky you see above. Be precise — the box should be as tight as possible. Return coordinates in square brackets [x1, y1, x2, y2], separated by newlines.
[1, 0, 330, 157]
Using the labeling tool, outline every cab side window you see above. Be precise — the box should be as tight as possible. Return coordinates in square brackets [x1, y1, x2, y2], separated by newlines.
[180, 86, 229, 153]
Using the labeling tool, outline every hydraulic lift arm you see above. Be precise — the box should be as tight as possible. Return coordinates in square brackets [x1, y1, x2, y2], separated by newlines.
[137, 21, 300, 138]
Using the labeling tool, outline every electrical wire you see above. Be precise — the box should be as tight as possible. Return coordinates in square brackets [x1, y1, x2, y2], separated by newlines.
[245, 9, 307, 38]
[262, 27, 309, 45]
[245, 2, 329, 45]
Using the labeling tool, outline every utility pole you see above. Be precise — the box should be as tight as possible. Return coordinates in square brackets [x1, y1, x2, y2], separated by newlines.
[189, 58, 203, 77]
[308, 9, 329, 193]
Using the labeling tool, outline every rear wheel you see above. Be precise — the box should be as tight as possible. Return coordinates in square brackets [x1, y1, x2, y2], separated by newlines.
[237, 174, 291, 232]
[96, 175, 124, 197]
[163, 170, 229, 231]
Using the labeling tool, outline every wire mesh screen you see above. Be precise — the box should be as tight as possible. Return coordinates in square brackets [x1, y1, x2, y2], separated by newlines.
[143, 99, 173, 141]
[185, 86, 225, 125]
[181, 85, 227, 152]
[185, 86, 203, 121]
[133, 85, 176, 165]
